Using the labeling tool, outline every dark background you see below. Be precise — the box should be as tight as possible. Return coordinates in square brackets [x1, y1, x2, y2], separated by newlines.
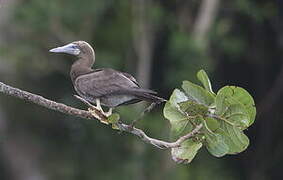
[0, 0, 281, 179]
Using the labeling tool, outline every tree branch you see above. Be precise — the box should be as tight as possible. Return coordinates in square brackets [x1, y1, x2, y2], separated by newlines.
[0, 81, 202, 149]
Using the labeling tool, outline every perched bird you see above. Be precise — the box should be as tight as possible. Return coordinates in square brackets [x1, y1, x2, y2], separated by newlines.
[49, 41, 165, 117]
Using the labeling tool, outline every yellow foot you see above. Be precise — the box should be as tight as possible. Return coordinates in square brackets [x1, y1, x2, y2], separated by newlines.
[88, 107, 110, 124]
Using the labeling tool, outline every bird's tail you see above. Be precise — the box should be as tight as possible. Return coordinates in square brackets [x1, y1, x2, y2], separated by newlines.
[129, 88, 167, 104]
[139, 93, 167, 104]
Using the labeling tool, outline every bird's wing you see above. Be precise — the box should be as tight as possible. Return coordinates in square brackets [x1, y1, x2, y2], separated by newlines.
[75, 68, 155, 98]
[121, 72, 140, 87]
[119, 71, 158, 94]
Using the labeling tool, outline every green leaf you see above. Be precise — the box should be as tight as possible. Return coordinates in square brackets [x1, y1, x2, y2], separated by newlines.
[211, 86, 252, 154]
[202, 118, 229, 157]
[216, 86, 256, 127]
[216, 123, 249, 154]
[164, 89, 193, 137]
[205, 117, 220, 132]
[179, 101, 208, 117]
[216, 95, 250, 129]
[164, 102, 190, 135]
[205, 133, 229, 157]
[223, 104, 250, 129]
[107, 113, 120, 124]
[107, 113, 120, 130]
[182, 81, 215, 106]
[169, 88, 188, 106]
[171, 139, 202, 164]
[197, 69, 214, 94]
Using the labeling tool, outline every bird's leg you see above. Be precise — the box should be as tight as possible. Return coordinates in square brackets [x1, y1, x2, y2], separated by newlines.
[94, 99, 112, 116]
[74, 95, 97, 109]
[91, 99, 113, 124]
[88, 98, 105, 115]
[74, 95, 102, 113]
[85, 99, 108, 124]
[74, 95, 110, 123]
[95, 99, 103, 112]
[104, 108, 113, 117]
[74, 95, 103, 120]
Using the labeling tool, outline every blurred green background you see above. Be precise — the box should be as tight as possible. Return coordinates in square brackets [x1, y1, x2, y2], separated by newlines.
[0, 0, 281, 179]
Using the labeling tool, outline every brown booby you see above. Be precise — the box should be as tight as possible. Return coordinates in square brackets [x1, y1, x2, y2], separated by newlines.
[49, 41, 165, 117]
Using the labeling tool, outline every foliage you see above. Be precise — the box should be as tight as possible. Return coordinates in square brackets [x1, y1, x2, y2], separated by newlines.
[164, 70, 256, 163]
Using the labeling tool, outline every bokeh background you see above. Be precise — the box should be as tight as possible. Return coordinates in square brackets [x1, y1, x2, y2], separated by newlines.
[0, 0, 281, 180]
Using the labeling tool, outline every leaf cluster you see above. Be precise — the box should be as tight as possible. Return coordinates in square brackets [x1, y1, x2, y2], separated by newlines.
[163, 70, 256, 163]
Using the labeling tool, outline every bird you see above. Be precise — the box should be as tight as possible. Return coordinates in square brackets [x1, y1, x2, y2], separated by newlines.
[49, 41, 166, 118]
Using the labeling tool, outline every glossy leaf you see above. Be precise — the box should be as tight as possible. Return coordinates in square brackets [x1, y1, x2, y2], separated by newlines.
[182, 81, 215, 106]
[216, 123, 249, 154]
[197, 69, 214, 94]
[171, 139, 202, 164]
[168, 88, 188, 106]
[107, 113, 120, 130]
[205, 133, 229, 157]
[205, 117, 220, 132]
[216, 86, 256, 127]
[179, 101, 208, 117]
[202, 118, 229, 157]
[164, 89, 193, 137]
[223, 104, 250, 129]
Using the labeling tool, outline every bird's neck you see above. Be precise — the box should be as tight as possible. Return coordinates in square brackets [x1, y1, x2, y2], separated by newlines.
[70, 56, 94, 82]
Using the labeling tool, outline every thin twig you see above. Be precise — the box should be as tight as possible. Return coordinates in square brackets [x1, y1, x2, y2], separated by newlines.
[0, 81, 203, 149]
[118, 123, 203, 149]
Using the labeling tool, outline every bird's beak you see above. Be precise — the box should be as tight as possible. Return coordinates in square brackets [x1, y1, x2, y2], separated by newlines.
[49, 43, 80, 55]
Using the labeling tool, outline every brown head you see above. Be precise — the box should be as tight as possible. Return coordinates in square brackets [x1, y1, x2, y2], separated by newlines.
[49, 41, 95, 66]
[50, 41, 96, 82]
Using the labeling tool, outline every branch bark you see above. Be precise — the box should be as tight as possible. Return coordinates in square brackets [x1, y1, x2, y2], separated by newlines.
[0, 81, 202, 149]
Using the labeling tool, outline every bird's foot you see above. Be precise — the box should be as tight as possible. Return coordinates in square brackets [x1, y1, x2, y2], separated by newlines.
[74, 95, 111, 123]
[94, 99, 112, 117]
[88, 107, 110, 124]
[87, 107, 102, 119]
[88, 101, 112, 124]
[92, 99, 111, 117]
[92, 106, 112, 118]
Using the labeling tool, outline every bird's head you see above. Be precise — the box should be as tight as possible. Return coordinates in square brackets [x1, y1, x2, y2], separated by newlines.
[49, 41, 95, 59]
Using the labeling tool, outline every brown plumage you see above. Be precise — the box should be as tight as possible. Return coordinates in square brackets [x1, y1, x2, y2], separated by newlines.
[49, 41, 166, 108]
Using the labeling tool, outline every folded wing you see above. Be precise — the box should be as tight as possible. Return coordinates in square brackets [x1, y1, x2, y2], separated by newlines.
[74, 68, 158, 101]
